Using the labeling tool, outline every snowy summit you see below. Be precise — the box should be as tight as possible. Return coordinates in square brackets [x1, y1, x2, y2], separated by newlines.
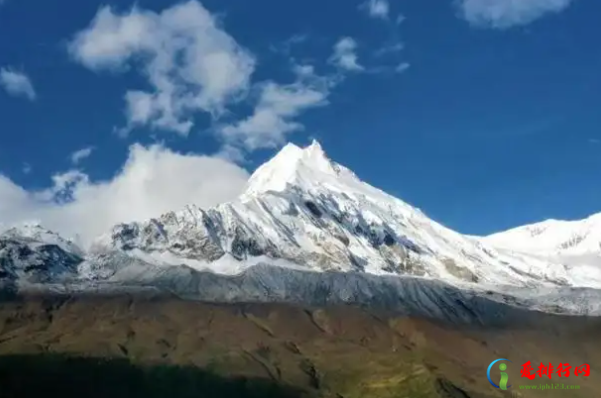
[3, 141, 601, 316]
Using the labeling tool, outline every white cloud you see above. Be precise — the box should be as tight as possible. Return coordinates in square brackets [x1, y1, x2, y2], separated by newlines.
[457, 0, 573, 29]
[215, 144, 247, 163]
[329, 37, 364, 72]
[68, 2, 360, 155]
[360, 0, 390, 19]
[0, 68, 36, 100]
[374, 43, 404, 57]
[70, 146, 94, 164]
[221, 66, 334, 151]
[358, 3, 408, 74]
[0, 144, 249, 244]
[395, 62, 410, 73]
[270, 33, 309, 55]
[68, 1, 256, 135]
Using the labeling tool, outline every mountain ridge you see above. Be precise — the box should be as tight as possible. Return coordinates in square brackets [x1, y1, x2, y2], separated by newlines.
[1, 141, 601, 317]
[85, 141, 574, 286]
[485, 212, 601, 254]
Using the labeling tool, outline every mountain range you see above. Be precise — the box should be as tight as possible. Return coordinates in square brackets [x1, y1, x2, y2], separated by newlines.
[2, 141, 601, 318]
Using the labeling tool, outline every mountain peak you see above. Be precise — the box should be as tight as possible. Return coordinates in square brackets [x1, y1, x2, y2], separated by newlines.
[1, 223, 85, 257]
[242, 140, 342, 197]
[306, 138, 324, 152]
[2, 222, 53, 239]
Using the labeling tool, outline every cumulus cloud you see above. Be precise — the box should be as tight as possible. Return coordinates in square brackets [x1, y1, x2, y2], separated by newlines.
[68, 1, 256, 135]
[456, 0, 573, 29]
[70, 146, 94, 164]
[0, 144, 249, 244]
[67, 1, 339, 154]
[0, 68, 36, 100]
[220, 29, 405, 153]
[329, 37, 364, 72]
[360, 0, 390, 19]
[221, 65, 335, 151]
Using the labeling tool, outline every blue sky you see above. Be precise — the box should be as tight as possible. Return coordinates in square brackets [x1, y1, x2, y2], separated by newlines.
[0, 0, 600, 241]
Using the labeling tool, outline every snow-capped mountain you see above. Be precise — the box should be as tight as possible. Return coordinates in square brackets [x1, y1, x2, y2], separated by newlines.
[485, 214, 601, 255]
[484, 214, 601, 287]
[0, 224, 83, 283]
[85, 141, 574, 288]
[3, 141, 601, 318]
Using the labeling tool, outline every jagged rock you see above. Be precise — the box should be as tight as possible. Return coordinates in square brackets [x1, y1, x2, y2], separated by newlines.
[1, 142, 599, 318]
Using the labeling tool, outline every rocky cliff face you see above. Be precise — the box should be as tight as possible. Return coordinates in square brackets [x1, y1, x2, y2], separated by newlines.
[0, 225, 82, 283]
[2, 142, 599, 317]
[87, 141, 573, 288]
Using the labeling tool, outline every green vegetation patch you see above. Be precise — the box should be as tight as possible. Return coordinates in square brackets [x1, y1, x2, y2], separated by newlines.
[0, 354, 305, 398]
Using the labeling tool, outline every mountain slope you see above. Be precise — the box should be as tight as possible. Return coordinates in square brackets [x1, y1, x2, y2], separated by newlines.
[0, 224, 83, 283]
[86, 141, 574, 288]
[485, 213, 601, 254]
[3, 141, 601, 317]
[0, 294, 600, 398]
[484, 214, 601, 287]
